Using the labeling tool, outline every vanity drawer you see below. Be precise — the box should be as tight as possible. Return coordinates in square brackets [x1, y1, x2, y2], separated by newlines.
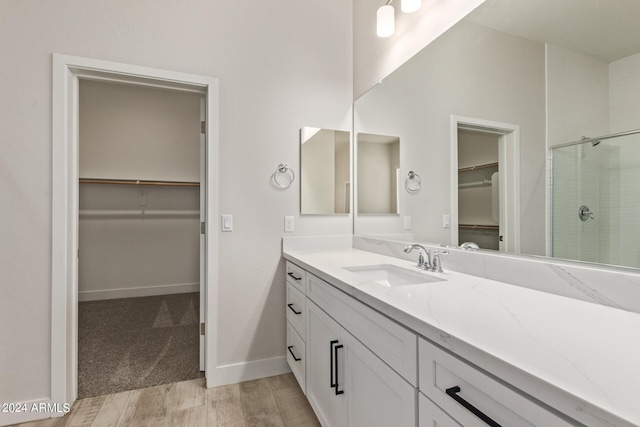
[419, 338, 574, 427]
[307, 272, 417, 386]
[287, 322, 306, 393]
[286, 281, 306, 338]
[286, 261, 306, 293]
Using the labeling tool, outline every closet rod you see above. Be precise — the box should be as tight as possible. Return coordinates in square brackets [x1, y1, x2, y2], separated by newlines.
[458, 162, 499, 173]
[79, 178, 200, 187]
[459, 224, 499, 231]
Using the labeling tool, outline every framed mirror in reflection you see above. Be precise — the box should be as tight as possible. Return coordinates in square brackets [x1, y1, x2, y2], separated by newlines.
[357, 133, 400, 215]
[300, 127, 351, 215]
[353, 0, 640, 269]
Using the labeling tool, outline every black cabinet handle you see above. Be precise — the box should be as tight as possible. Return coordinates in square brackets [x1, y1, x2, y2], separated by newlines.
[287, 303, 301, 315]
[445, 386, 501, 427]
[287, 346, 301, 361]
[334, 343, 344, 395]
[330, 340, 339, 388]
[287, 272, 302, 281]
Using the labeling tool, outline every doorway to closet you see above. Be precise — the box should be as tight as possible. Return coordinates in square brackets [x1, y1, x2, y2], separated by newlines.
[76, 80, 204, 398]
[450, 116, 521, 253]
[52, 55, 219, 407]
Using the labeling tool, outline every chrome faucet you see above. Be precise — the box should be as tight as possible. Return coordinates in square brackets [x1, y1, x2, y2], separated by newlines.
[404, 244, 432, 270]
[431, 249, 448, 273]
[404, 245, 448, 272]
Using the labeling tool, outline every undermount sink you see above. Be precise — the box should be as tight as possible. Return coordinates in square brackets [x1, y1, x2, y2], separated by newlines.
[343, 264, 446, 287]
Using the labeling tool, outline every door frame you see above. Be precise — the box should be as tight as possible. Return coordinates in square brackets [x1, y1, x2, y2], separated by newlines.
[51, 54, 219, 406]
[450, 115, 521, 253]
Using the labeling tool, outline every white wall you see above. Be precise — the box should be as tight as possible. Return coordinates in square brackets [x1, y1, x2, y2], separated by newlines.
[546, 45, 609, 147]
[78, 81, 201, 301]
[354, 20, 546, 255]
[353, 0, 486, 98]
[0, 0, 352, 412]
[78, 185, 200, 300]
[79, 80, 202, 182]
[610, 51, 640, 133]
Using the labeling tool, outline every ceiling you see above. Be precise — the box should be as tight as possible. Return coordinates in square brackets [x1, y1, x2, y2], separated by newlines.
[466, 0, 640, 63]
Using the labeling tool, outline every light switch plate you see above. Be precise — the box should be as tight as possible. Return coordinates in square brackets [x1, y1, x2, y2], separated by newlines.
[443, 214, 450, 228]
[403, 216, 412, 230]
[221, 214, 233, 232]
[284, 216, 294, 232]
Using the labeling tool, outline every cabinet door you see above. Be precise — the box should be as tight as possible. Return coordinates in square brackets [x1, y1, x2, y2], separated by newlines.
[344, 331, 416, 427]
[419, 393, 461, 427]
[307, 301, 347, 427]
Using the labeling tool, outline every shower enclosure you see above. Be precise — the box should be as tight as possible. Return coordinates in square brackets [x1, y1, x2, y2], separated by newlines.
[551, 129, 640, 268]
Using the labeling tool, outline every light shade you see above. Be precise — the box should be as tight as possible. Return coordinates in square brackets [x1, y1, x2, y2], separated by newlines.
[401, 0, 422, 13]
[377, 5, 395, 38]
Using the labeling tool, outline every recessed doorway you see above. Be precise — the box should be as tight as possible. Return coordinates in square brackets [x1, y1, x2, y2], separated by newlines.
[51, 55, 219, 408]
[450, 115, 521, 253]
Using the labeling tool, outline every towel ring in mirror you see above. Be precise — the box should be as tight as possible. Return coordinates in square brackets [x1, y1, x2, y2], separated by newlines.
[273, 163, 295, 189]
[405, 171, 421, 193]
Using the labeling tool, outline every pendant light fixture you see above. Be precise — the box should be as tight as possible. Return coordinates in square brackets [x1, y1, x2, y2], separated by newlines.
[401, 0, 422, 13]
[376, 4, 395, 38]
[376, 0, 423, 38]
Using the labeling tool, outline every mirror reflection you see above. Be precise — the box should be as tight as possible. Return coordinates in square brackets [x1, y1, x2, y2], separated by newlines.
[300, 127, 351, 215]
[357, 133, 400, 215]
[353, 0, 640, 269]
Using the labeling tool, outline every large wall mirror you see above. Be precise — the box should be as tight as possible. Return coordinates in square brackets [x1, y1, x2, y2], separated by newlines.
[353, 0, 640, 269]
[300, 127, 351, 214]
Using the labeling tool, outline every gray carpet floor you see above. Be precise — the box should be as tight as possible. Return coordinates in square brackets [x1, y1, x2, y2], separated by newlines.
[78, 292, 204, 398]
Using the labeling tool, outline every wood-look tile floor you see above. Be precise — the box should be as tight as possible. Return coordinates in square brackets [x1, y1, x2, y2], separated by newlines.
[12, 373, 320, 427]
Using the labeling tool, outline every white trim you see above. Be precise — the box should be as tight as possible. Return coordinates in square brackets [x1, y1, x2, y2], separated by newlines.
[78, 282, 200, 302]
[213, 356, 291, 387]
[0, 398, 66, 426]
[51, 54, 219, 406]
[450, 115, 521, 252]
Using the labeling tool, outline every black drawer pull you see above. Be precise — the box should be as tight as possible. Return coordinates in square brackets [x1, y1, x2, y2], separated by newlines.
[287, 303, 301, 315]
[287, 272, 302, 281]
[330, 340, 339, 388]
[334, 343, 344, 395]
[446, 386, 501, 427]
[287, 346, 301, 361]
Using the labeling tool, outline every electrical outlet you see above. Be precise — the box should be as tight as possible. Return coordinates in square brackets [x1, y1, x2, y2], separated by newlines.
[284, 216, 294, 232]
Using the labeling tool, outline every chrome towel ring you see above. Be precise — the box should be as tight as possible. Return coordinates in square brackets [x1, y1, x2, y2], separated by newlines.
[273, 163, 295, 189]
[405, 170, 421, 193]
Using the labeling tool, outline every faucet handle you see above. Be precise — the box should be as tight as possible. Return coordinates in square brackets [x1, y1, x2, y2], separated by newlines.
[431, 249, 448, 273]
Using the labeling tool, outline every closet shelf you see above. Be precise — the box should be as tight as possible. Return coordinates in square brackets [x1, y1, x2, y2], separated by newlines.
[79, 178, 200, 187]
[458, 162, 498, 173]
[459, 224, 499, 230]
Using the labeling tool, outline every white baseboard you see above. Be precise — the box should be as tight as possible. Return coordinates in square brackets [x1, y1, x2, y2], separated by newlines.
[78, 282, 199, 301]
[207, 356, 291, 388]
[0, 398, 70, 426]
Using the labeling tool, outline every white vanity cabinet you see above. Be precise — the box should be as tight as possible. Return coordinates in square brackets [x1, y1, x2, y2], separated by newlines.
[418, 338, 575, 427]
[285, 261, 416, 427]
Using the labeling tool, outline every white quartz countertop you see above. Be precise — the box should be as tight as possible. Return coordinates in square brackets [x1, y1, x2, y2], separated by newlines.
[283, 247, 640, 427]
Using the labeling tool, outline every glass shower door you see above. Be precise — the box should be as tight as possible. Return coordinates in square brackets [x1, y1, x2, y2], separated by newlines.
[551, 132, 640, 268]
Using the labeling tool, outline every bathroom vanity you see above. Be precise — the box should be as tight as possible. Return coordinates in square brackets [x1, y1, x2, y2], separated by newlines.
[283, 238, 640, 427]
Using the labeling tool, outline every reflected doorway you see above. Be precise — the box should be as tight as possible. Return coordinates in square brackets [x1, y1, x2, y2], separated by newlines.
[450, 116, 521, 253]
